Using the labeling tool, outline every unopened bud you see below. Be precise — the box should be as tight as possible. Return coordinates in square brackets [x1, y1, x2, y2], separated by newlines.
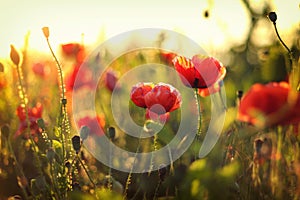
[268, 12, 277, 23]
[42, 27, 50, 38]
[108, 127, 116, 140]
[37, 118, 46, 130]
[62, 98, 67, 105]
[80, 126, 90, 141]
[236, 90, 243, 99]
[0, 62, 4, 72]
[72, 135, 81, 153]
[10, 45, 20, 66]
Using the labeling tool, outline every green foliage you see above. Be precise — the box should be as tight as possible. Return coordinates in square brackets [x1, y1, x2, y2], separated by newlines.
[178, 159, 239, 200]
[261, 45, 288, 82]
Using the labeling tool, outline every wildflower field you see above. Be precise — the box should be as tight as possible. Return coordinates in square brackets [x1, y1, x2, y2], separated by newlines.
[0, 1, 299, 200]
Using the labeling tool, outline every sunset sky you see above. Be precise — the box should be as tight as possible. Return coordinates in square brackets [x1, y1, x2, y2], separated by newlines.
[0, 0, 299, 57]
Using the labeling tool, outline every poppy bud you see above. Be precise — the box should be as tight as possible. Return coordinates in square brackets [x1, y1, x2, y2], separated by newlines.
[0, 62, 4, 72]
[62, 98, 67, 105]
[268, 12, 277, 23]
[108, 126, 116, 140]
[37, 118, 46, 130]
[236, 90, 243, 100]
[46, 148, 55, 163]
[204, 10, 209, 18]
[42, 27, 50, 38]
[10, 45, 20, 66]
[72, 182, 81, 190]
[72, 135, 81, 153]
[80, 126, 90, 141]
[65, 161, 71, 169]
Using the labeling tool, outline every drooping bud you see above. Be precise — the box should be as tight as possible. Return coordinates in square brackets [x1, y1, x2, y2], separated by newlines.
[42, 27, 50, 38]
[268, 12, 277, 23]
[72, 135, 81, 153]
[10, 45, 20, 66]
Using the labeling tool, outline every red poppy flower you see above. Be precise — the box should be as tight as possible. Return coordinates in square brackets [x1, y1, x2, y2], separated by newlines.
[172, 55, 226, 88]
[65, 63, 96, 91]
[160, 51, 177, 65]
[130, 82, 154, 108]
[198, 81, 223, 97]
[104, 69, 119, 92]
[61, 43, 85, 63]
[77, 115, 106, 137]
[32, 62, 51, 78]
[145, 109, 170, 123]
[144, 83, 181, 115]
[237, 82, 300, 128]
[0, 73, 7, 89]
[15, 103, 43, 138]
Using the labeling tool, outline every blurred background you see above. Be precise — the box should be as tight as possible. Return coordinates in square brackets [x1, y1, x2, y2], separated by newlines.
[0, 0, 299, 57]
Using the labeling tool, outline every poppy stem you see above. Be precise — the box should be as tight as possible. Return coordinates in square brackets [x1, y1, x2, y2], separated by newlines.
[14, 51, 43, 175]
[45, 38, 66, 100]
[6, 129, 30, 199]
[194, 89, 202, 139]
[272, 21, 292, 61]
[124, 130, 143, 199]
[77, 154, 96, 189]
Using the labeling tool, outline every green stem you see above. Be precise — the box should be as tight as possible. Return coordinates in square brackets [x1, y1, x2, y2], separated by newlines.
[7, 138, 29, 199]
[15, 60, 43, 175]
[124, 131, 143, 199]
[45, 37, 72, 172]
[46, 38, 65, 100]
[77, 154, 96, 189]
[272, 22, 292, 60]
[167, 145, 174, 175]
[194, 89, 202, 139]
[148, 134, 158, 175]
[272, 21, 299, 91]
[50, 163, 61, 199]
[108, 139, 113, 191]
[153, 180, 161, 200]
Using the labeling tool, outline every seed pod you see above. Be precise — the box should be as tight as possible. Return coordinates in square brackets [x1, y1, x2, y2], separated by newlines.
[72, 135, 81, 153]
[268, 12, 277, 23]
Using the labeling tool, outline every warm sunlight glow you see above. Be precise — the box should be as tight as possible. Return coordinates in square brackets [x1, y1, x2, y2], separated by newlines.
[0, 0, 298, 57]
